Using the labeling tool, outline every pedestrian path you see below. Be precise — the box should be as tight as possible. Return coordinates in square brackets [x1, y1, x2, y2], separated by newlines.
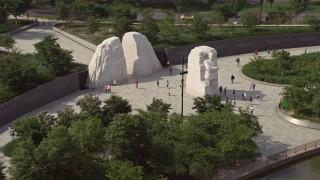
[1, 20, 320, 166]
[12, 19, 94, 65]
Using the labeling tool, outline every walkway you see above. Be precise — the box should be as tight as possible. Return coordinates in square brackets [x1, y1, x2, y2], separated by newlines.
[1, 20, 320, 173]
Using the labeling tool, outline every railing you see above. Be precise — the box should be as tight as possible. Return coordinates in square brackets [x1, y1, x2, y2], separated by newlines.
[266, 139, 320, 163]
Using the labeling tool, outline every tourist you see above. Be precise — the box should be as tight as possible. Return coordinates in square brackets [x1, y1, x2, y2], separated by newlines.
[166, 80, 169, 88]
[232, 99, 236, 105]
[231, 74, 235, 84]
[136, 80, 139, 88]
[224, 86, 227, 95]
[257, 93, 260, 100]
[252, 83, 256, 91]
[244, 92, 247, 100]
[242, 91, 245, 100]
[8, 126, 12, 137]
[236, 58, 240, 66]
[99, 82, 103, 92]
[219, 86, 223, 94]
[108, 84, 111, 93]
[249, 96, 253, 104]
[104, 84, 108, 92]
[250, 105, 254, 115]
[157, 80, 159, 87]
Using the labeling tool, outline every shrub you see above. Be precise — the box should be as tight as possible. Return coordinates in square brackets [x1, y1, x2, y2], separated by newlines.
[304, 14, 320, 31]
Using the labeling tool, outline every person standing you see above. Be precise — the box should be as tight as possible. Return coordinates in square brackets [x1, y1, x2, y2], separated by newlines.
[255, 50, 258, 56]
[252, 83, 256, 91]
[168, 88, 171, 96]
[249, 96, 253, 104]
[8, 126, 12, 137]
[224, 86, 227, 95]
[99, 82, 103, 92]
[170, 67, 172, 75]
[233, 89, 235, 97]
[166, 80, 169, 88]
[242, 91, 245, 100]
[250, 105, 254, 115]
[257, 93, 260, 100]
[157, 80, 159, 87]
[108, 84, 111, 93]
[104, 84, 108, 93]
[232, 99, 236, 105]
[236, 58, 240, 66]
[219, 86, 223, 94]
[136, 80, 139, 88]
[231, 74, 235, 84]
[244, 92, 247, 100]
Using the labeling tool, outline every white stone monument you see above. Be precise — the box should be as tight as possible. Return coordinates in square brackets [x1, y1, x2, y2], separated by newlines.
[122, 32, 162, 77]
[87, 37, 127, 88]
[186, 46, 219, 97]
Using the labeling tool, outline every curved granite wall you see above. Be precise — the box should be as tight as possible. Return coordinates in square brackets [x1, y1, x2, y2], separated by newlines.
[165, 32, 320, 64]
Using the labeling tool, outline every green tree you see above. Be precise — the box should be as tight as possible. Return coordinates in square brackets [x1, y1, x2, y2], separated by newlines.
[311, 91, 320, 118]
[0, 0, 9, 22]
[268, 6, 292, 25]
[249, 55, 266, 72]
[106, 160, 144, 180]
[13, 112, 57, 145]
[190, 13, 209, 41]
[0, 161, 5, 180]
[140, 8, 159, 44]
[0, 55, 38, 92]
[267, 0, 274, 9]
[8, 0, 32, 24]
[147, 98, 171, 115]
[0, 34, 15, 52]
[173, 0, 190, 14]
[110, 2, 137, 37]
[158, 10, 181, 44]
[209, 10, 226, 27]
[226, 0, 247, 14]
[34, 35, 74, 76]
[34, 126, 81, 179]
[207, 0, 218, 5]
[272, 49, 293, 77]
[55, 0, 74, 25]
[9, 138, 37, 179]
[241, 11, 258, 31]
[76, 94, 102, 117]
[56, 108, 76, 127]
[304, 14, 320, 31]
[101, 95, 132, 126]
[105, 114, 151, 169]
[192, 94, 224, 113]
[289, 0, 309, 22]
[85, 16, 100, 39]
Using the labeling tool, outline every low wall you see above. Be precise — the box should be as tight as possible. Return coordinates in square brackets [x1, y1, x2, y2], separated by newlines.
[53, 24, 96, 52]
[0, 70, 88, 126]
[165, 32, 320, 64]
[7, 20, 39, 35]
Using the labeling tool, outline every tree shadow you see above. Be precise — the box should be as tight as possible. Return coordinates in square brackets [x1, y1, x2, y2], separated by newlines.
[255, 134, 291, 156]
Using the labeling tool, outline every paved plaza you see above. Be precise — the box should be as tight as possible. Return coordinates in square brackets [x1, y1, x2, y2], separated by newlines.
[1, 22, 320, 167]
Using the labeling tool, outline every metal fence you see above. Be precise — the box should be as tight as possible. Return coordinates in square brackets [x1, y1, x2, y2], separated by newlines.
[266, 139, 320, 163]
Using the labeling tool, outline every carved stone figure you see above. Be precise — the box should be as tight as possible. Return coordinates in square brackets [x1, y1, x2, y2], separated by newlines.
[186, 46, 219, 97]
[87, 37, 127, 88]
[122, 32, 162, 77]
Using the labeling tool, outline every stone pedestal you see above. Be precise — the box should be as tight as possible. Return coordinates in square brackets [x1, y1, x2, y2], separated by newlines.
[122, 32, 162, 77]
[186, 46, 219, 97]
[87, 37, 127, 88]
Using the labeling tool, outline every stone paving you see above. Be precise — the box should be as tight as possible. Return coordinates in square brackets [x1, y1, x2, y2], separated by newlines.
[1, 21, 320, 168]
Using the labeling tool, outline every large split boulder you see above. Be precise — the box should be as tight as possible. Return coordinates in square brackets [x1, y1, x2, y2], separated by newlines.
[186, 46, 219, 97]
[87, 37, 127, 88]
[122, 32, 162, 77]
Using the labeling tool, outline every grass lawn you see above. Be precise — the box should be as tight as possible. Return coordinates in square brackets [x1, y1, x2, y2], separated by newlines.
[242, 52, 320, 84]
[0, 19, 33, 34]
[242, 1, 320, 14]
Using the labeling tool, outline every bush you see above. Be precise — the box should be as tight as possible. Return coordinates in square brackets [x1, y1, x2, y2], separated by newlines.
[0, 20, 33, 34]
[3, 138, 23, 157]
[304, 14, 320, 31]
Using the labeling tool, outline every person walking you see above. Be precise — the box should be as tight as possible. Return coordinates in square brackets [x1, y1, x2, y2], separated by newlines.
[170, 67, 172, 75]
[232, 99, 236, 105]
[108, 84, 111, 93]
[136, 80, 139, 88]
[249, 96, 253, 104]
[257, 93, 260, 100]
[166, 80, 169, 88]
[242, 91, 245, 100]
[8, 126, 12, 137]
[236, 58, 240, 66]
[168, 88, 171, 96]
[99, 82, 103, 92]
[252, 83, 256, 91]
[157, 80, 159, 87]
[254, 50, 258, 56]
[224, 86, 227, 95]
[219, 86, 223, 94]
[250, 105, 254, 115]
[104, 84, 108, 93]
[231, 74, 235, 84]
[244, 92, 247, 100]
[232, 89, 235, 97]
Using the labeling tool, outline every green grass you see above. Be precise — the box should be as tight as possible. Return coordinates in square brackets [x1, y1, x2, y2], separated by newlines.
[0, 19, 33, 34]
[242, 2, 320, 14]
[242, 52, 320, 84]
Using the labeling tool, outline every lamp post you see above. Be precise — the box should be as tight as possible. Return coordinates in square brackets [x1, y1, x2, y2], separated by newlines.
[180, 56, 188, 120]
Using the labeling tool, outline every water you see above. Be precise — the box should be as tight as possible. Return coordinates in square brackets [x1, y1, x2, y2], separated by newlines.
[256, 154, 320, 180]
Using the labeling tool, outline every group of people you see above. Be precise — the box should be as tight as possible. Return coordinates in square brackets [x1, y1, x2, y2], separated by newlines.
[8, 126, 15, 139]
[99, 82, 112, 93]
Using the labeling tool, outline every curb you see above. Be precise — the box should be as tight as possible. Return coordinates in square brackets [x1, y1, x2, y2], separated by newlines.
[6, 21, 39, 35]
[277, 104, 320, 130]
[239, 70, 289, 88]
[52, 23, 96, 52]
